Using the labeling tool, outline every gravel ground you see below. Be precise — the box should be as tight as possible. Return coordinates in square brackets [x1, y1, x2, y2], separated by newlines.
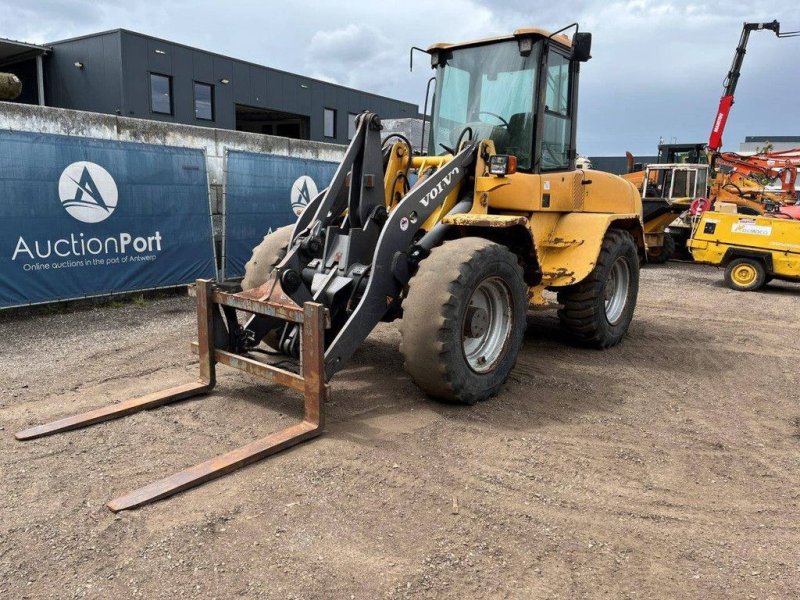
[1, 262, 798, 599]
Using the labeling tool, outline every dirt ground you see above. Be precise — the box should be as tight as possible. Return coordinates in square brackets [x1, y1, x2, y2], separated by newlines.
[1, 262, 798, 599]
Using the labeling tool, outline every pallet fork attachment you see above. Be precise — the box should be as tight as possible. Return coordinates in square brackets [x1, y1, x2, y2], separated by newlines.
[15, 279, 329, 512]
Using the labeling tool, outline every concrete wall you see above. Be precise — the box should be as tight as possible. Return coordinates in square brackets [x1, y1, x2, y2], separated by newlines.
[0, 101, 346, 250]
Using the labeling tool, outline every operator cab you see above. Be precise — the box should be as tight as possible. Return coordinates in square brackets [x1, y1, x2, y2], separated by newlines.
[642, 164, 709, 204]
[426, 27, 591, 173]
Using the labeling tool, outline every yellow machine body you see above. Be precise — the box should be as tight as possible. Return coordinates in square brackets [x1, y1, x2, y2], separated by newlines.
[384, 139, 644, 305]
[626, 163, 709, 261]
[688, 210, 800, 289]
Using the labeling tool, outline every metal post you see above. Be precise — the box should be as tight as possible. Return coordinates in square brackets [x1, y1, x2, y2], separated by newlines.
[196, 279, 216, 386]
[35, 54, 44, 106]
[302, 302, 327, 427]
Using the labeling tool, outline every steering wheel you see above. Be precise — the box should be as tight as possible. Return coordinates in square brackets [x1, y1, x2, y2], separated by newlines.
[478, 111, 510, 129]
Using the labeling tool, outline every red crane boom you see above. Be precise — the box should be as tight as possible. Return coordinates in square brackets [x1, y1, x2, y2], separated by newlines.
[708, 20, 799, 152]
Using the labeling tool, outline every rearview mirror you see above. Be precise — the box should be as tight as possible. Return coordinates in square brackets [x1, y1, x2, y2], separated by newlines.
[572, 32, 592, 62]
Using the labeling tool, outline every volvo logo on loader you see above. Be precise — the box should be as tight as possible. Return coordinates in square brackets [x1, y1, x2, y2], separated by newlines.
[290, 175, 317, 216]
[417, 165, 460, 209]
[58, 161, 118, 224]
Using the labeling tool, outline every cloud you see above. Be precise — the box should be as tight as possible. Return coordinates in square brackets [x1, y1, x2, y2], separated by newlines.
[0, 0, 797, 154]
[305, 24, 394, 88]
[309, 24, 388, 66]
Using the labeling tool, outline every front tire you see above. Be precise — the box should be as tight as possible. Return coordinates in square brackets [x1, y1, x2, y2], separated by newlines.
[557, 229, 639, 348]
[724, 258, 766, 291]
[400, 238, 528, 405]
[241, 225, 294, 290]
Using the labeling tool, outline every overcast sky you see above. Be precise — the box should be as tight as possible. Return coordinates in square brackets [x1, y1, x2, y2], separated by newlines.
[2, 0, 798, 155]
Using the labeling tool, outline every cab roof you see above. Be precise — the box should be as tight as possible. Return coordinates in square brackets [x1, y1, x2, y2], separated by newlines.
[427, 28, 572, 53]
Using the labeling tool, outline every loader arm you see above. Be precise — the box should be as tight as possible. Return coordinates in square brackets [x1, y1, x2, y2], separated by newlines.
[323, 142, 476, 378]
[241, 111, 477, 379]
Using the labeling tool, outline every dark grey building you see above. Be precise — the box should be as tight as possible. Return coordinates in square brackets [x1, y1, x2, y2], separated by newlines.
[588, 155, 658, 175]
[1, 29, 418, 144]
[739, 136, 800, 153]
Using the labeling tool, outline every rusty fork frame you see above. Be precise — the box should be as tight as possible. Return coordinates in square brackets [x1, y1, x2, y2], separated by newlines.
[15, 279, 329, 512]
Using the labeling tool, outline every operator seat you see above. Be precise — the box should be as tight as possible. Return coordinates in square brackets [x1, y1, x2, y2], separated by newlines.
[504, 112, 532, 165]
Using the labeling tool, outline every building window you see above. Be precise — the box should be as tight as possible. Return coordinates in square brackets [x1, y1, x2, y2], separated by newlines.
[149, 73, 173, 115]
[323, 108, 336, 138]
[194, 82, 214, 121]
[348, 113, 358, 140]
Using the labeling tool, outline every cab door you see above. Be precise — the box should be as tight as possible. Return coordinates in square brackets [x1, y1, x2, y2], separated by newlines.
[536, 46, 575, 173]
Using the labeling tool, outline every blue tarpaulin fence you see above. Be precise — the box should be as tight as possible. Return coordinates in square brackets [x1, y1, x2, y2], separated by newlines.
[223, 151, 338, 279]
[0, 130, 217, 308]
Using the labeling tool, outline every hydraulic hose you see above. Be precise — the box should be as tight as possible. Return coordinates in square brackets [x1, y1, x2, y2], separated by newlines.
[417, 199, 473, 251]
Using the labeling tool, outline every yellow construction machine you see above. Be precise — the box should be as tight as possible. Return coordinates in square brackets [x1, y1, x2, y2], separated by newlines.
[688, 204, 800, 291]
[17, 26, 644, 510]
[638, 162, 709, 263]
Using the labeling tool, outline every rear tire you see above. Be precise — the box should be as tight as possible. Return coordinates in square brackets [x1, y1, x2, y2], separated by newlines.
[647, 232, 675, 264]
[557, 229, 639, 348]
[400, 238, 528, 405]
[241, 225, 294, 290]
[724, 258, 766, 291]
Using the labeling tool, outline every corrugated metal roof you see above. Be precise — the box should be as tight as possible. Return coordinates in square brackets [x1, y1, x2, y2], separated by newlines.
[0, 37, 50, 63]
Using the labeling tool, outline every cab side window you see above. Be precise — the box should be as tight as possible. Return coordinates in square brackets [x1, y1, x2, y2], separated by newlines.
[541, 51, 572, 170]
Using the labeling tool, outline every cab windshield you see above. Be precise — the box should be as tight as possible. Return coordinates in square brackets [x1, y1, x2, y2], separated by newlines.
[429, 40, 540, 170]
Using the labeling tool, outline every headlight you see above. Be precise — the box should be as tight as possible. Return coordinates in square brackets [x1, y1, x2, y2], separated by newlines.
[488, 154, 517, 176]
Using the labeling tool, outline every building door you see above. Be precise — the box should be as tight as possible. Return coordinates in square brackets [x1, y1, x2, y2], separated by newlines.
[235, 105, 309, 140]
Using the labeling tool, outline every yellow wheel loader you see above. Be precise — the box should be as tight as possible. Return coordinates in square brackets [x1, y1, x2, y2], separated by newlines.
[638, 163, 709, 263]
[17, 26, 644, 510]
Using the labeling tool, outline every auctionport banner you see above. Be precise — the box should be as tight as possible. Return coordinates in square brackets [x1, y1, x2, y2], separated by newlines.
[223, 151, 338, 279]
[0, 130, 216, 308]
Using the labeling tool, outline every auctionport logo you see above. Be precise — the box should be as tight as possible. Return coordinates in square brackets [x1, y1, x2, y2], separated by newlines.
[10, 160, 163, 269]
[290, 175, 317, 216]
[58, 161, 118, 223]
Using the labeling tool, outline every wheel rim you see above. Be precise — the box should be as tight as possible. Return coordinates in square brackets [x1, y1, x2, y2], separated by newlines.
[604, 257, 630, 325]
[462, 277, 513, 373]
[731, 264, 757, 287]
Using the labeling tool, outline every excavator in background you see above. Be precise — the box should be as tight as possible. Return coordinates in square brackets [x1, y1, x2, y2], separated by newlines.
[17, 26, 645, 512]
[625, 20, 799, 263]
[663, 150, 800, 257]
[714, 149, 799, 206]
